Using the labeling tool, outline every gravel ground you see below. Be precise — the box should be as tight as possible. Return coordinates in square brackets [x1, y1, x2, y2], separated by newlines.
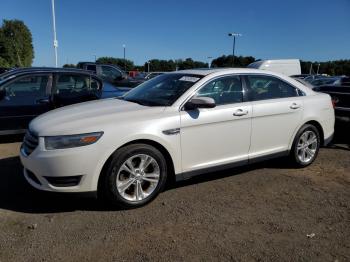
[0, 127, 349, 262]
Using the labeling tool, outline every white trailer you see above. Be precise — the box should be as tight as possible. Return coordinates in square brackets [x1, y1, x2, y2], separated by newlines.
[247, 59, 301, 76]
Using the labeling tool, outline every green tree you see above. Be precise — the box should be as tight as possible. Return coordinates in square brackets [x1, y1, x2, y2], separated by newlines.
[96, 56, 134, 71]
[211, 55, 255, 68]
[63, 63, 76, 68]
[0, 19, 34, 67]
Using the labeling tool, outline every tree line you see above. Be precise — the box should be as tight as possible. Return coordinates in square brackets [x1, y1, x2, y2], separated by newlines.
[0, 19, 34, 68]
[1, 19, 349, 76]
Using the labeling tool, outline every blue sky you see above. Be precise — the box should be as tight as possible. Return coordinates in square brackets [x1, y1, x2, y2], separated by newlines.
[1, 0, 349, 67]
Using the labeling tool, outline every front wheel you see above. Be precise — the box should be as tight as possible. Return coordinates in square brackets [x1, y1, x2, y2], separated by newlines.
[290, 124, 321, 167]
[99, 144, 168, 208]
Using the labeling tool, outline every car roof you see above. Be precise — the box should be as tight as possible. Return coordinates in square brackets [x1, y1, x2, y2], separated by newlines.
[0, 67, 103, 84]
[169, 68, 278, 76]
[0, 67, 97, 79]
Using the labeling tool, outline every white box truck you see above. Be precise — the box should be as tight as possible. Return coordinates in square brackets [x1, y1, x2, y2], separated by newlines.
[247, 59, 301, 76]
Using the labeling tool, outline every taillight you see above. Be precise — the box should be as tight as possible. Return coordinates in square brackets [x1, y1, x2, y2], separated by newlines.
[331, 96, 339, 108]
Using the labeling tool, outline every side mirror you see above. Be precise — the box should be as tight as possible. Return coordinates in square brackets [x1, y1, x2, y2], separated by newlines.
[0, 89, 6, 100]
[184, 96, 216, 110]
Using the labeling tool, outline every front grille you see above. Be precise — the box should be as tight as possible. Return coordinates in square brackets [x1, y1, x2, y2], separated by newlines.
[22, 131, 39, 156]
[44, 176, 83, 187]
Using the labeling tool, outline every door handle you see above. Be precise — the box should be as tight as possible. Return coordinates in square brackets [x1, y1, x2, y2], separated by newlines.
[233, 109, 248, 116]
[290, 103, 300, 109]
[36, 98, 50, 104]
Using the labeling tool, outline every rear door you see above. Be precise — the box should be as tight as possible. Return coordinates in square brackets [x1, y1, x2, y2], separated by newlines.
[0, 73, 52, 133]
[52, 73, 101, 107]
[244, 74, 304, 159]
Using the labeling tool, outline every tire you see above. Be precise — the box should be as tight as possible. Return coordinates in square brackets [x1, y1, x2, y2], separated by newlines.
[290, 124, 321, 167]
[99, 144, 168, 208]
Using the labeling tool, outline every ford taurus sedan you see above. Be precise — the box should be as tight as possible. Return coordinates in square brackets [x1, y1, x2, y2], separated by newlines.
[20, 68, 335, 208]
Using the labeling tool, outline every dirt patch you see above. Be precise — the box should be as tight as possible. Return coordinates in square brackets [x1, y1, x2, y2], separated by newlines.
[0, 135, 349, 261]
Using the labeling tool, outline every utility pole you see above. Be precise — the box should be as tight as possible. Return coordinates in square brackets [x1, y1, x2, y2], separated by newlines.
[123, 44, 126, 71]
[51, 0, 58, 67]
[207, 56, 213, 68]
[228, 33, 242, 67]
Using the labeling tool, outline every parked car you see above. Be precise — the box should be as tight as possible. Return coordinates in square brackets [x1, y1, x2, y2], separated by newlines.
[247, 59, 301, 76]
[314, 85, 350, 122]
[0, 67, 10, 74]
[290, 74, 311, 80]
[144, 72, 165, 80]
[20, 68, 334, 208]
[311, 76, 350, 87]
[304, 74, 326, 83]
[77, 62, 144, 88]
[0, 68, 130, 135]
[311, 77, 339, 87]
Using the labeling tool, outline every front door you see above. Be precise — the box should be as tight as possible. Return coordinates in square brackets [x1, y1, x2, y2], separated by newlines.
[180, 75, 252, 173]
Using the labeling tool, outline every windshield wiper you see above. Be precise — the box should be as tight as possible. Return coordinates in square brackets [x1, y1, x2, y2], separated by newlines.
[123, 98, 165, 106]
[123, 98, 150, 106]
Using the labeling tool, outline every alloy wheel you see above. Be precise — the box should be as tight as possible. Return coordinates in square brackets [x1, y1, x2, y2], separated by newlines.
[297, 130, 318, 164]
[115, 154, 160, 202]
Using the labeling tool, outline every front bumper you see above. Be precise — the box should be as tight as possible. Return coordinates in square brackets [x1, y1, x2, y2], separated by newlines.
[20, 138, 106, 193]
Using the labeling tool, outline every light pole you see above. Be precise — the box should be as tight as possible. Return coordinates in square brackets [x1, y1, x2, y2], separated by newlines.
[51, 0, 58, 67]
[207, 56, 213, 68]
[228, 32, 242, 67]
[123, 44, 126, 71]
[147, 61, 150, 73]
[9, 32, 22, 67]
[93, 55, 97, 62]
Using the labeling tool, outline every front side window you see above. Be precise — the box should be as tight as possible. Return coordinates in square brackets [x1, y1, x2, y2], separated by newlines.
[86, 64, 97, 72]
[123, 73, 203, 106]
[246, 75, 298, 101]
[3, 75, 49, 97]
[101, 66, 122, 81]
[196, 76, 243, 105]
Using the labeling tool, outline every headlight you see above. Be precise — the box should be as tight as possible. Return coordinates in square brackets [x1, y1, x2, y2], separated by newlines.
[44, 132, 103, 150]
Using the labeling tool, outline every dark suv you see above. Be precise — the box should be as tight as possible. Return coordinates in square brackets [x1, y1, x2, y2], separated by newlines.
[0, 68, 103, 135]
[77, 62, 143, 87]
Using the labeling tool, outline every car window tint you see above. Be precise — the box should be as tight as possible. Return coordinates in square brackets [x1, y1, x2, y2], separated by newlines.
[56, 74, 90, 94]
[86, 65, 96, 72]
[4, 75, 49, 97]
[196, 76, 243, 105]
[101, 66, 121, 80]
[246, 75, 298, 101]
[90, 78, 100, 91]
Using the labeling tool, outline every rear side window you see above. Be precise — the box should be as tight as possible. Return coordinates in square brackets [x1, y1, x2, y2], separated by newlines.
[196, 76, 243, 105]
[55, 74, 91, 94]
[246, 75, 298, 101]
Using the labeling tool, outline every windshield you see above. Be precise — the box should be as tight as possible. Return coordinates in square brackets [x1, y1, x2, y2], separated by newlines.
[122, 73, 203, 106]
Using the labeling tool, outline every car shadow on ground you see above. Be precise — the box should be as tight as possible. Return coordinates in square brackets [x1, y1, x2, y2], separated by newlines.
[0, 123, 348, 214]
[0, 155, 294, 214]
[0, 134, 24, 144]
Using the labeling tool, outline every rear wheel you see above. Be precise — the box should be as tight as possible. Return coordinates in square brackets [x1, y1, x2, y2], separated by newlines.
[290, 124, 320, 167]
[100, 144, 168, 208]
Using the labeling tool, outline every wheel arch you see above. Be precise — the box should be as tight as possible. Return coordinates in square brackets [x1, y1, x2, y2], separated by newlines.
[304, 120, 324, 145]
[97, 139, 176, 192]
[289, 119, 325, 150]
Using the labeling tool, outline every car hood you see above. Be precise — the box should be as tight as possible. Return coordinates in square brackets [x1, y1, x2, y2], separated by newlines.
[30, 98, 166, 136]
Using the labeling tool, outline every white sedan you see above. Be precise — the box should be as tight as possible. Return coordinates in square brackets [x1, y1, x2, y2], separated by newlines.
[20, 68, 335, 208]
